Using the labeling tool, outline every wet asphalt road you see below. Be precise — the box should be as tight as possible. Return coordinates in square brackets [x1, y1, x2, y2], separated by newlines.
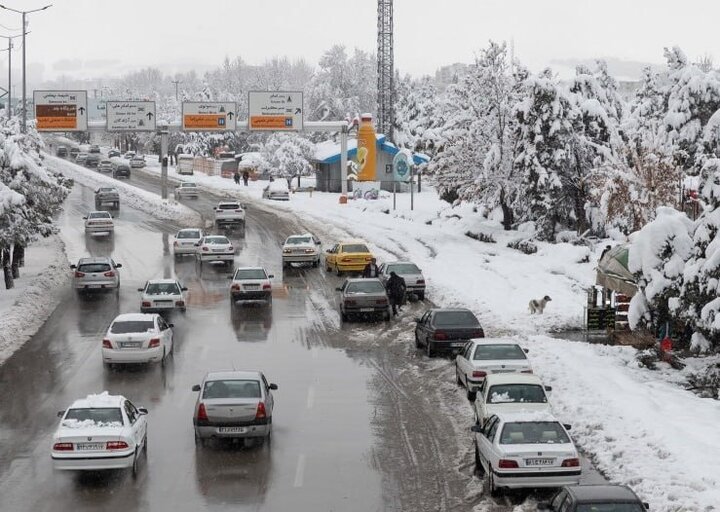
[0, 159, 605, 512]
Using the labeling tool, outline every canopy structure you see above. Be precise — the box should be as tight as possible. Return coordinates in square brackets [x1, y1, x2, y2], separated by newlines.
[596, 244, 637, 297]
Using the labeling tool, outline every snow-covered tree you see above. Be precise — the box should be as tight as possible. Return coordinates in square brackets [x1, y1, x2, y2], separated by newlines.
[260, 133, 315, 184]
[393, 74, 439, 156]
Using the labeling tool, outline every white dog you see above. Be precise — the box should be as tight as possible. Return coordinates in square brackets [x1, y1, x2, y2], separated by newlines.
[529, 295, 552, 314]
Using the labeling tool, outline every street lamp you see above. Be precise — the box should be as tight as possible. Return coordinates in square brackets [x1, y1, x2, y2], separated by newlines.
[0, 30, 29, 117]
[0, 3, 52, 133]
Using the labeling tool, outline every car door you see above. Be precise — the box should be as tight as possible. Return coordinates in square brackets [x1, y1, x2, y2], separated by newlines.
[261, 374, 274, 416]
[157, 317, 171, 352]
[474, 380, 489, 424]
[377, 263, 387, 285]
[476, 415, 499, 472]
[124, 400, 145, 450]
[456, 342, 473, 382]
[326, 244, 338, 266]
[415, 311, 431, 344]
[549, 489, 570, 511]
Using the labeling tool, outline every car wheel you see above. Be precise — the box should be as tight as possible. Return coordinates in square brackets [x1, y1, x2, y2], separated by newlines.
[143, 434, 148, 455]
[341, 311, 348, 322]
[383, 309, 391, 321]
[194, 431, 205, 448]
[456, 364, 463, 386]
[426, 342, 435, 358]
[312, 259, 319, 268]
[335, 264, 342, 276]
[415, 332, 421, 348]
[474, 442, 485, 476]
[131, 448, 140, 478]
[487, 467, 500, 497]
[417, 291, 425, 301]
[467, 389, 477, 401]
[326, 263, 332, 272]
[161, 348, 166, 367]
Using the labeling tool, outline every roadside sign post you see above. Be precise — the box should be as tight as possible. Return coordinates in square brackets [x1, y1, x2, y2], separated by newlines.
[33, 90, 88, 132]
[106, 101, 156, 132]
[182, 102, 237, 132]
[158, 121, 169, 200]
[248, 91, 303, 131]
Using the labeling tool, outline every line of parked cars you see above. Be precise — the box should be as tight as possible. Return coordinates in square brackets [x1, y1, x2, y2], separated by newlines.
[56, 143, 136, 179]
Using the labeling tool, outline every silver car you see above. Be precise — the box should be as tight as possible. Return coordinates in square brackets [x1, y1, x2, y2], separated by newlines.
[70, 257, 122, 294]
[192, 370, 277, 447]
[337, 278, 391, 321]
[379, 261, 426, 300]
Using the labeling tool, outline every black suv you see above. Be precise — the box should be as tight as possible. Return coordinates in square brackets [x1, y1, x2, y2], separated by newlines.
[113, 162, 131, 179]
[539, 485, 648, 512]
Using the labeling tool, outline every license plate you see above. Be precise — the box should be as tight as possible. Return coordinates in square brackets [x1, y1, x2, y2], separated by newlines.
[120, 341, 142, 348]
[77, 443, 105, 451]
[451, 342, 466, 347]
[360, 308, 374, 312]
[244, 285, 260, 290]
[217, 427, 246, 434]
[154, 300, 173, 305]
[87, 284, 102, 289]
[525, 458, 555, 466]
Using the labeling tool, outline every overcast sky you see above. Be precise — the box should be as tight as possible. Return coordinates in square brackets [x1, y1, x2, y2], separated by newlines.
[1, 0, 719, 85]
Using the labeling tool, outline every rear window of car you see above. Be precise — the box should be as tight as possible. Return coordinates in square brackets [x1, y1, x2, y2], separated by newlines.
[342, 244, 369, 253]
[88, 212, 111, 219]
[577, 505, 644, 512]
[218, 203, 240, 210]
[473, 344, 527, 360]
[346, 281, 386, 294]
[145, 282, 180, 295]
[64, 407, 123, 425]
[234, 269, 267, 280]
[202, 379, 261, 399]
[286, 237, 312, 245]
[177, 230, 200, 239]
[77, 263, 111, 273]
[181, 183, 197, 188]
[433, 310, 479, 326]
[110, 320, 155, 334]
[205, 236, 229, 244]
[386, 263, 421, 274]
[499, 422, 570, 445]
[488, 384, 547, 404]
[98, 188, 114, 193]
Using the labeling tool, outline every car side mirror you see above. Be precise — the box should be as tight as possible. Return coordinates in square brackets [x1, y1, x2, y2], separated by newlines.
[168, 323, 174, 328]
[414, 317, 422, 322]
[563, 423, 572, 431]
[268, 274, 274, 279]
[115, 263, 122, 268]
[194, 242, 200, 246]
[227, 275, 233, 280]
[57, 410, 65, 418]
[316, 240, 322, 245]
[70, 264, 77, 269]
[523, 348, 529, 353]
[192, 384, 201, 392]
[269, 383, 278, 390]
[545, 386, 552, 392]
[335, 287, 343, 291]
[470, 425, 483, 433]
[138, 407, 148, 415]
[181, 287, 188, 291]
[82, 216, 87, 220]
[643, 503, 649, 510]
[325, 249, 331, 253]
[137, 288, 144, 292]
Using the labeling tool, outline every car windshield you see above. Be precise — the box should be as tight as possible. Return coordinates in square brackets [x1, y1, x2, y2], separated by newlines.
[100, 160, 111, 164]
[234, 269, 267, 280]
[576, 505, 645, 512]
[64, 407, 123, 426]
[286, 237, 312, 245]
[88, 212, 111, 219]
[473, 344, 527, 360]
[98, 188, 114, 193]
[218, 203, 240, 210]
[434, 310, 479, 326]
[346, 281, 386, 294]
[205, 236, 229, 245]
[110, 320, 155, 334]
[341, 244, 369, 253]
[203, 379, 261, 399]
[77, 263, 111, 273]
[182, 183, 197, 188]
[177, 230, 201, 239]
[499, 422, 570, 444]
[146, 282, 180, 295]
[488, 384, 547, 404]
[386, 263, 421, 274]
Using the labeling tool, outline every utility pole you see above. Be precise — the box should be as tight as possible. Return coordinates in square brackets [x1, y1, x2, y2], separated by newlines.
[0, 3, 53, 133]
[171, 80, 182, 101]
[0, 31, 25, 117]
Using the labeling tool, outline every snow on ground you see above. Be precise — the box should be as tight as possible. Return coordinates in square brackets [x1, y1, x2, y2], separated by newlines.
[0, 235, 69, 365]
[45, 155, 200, 227]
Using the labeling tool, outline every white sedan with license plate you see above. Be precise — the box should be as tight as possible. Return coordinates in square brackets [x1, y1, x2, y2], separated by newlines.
[84, 211, 114, 235]
[173, 228, 204, 256]
[472, 412, 581, 496]
[139, 279, 187, 313]
[102, 313, 174, 366]
[229, 267, 274, 307]
[52, 392, 148, 475]
[473, 373, 552, 426]
[282, 233, 321, 268]
[174, 182, 200, 199]
[456, 339, 533, 400]
[196, 235, 235, 266]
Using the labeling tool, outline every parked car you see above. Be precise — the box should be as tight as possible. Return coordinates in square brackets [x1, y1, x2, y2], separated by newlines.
[138, 279, 187, 313]
[337, 278, 391, 321]
[455, 339, 533, 400]
[324, 239, 374, 275]
[472, 412, 581, 496]
[84, 211, 114, 235]
[177, 154, 194, 175]
[282, 233, 321, 268]
[173, 228, 204, 257]
[95, 187, 120, 209]
[414, 308, 484, 357]
[378, 261, 426, 300]
[538, 485, 649, 512]
[130, 156, 145, 169]
[192, 370, 277, 447]
[113, 162, 131, 179]
[75, 153, 89, 165]
[51, 392, 148, 475]
[229, 267, 273, 307]
[473, 373, 552, 426]
[88, 144, 101, 154]
[214, 201, 245, 227]
[98, 159, 113, 173]
[70, 256, 122, 294]
[102, 313, 174, 366]
[69, 147, 80, 159]
[123, 151, 136, 160]
[174, 182, 200, 200]
[108, 148, 121, 158]
[56, 146, 68, 157]
[196, 235, 235, 266]
[262, 181, 290, 201]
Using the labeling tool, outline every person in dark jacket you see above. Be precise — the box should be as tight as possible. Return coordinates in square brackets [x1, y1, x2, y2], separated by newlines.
[242, 170, 249, 186]
[362, 258, 380, 278]
[233, 171, 241, 185]
[386, 271, 406, 316]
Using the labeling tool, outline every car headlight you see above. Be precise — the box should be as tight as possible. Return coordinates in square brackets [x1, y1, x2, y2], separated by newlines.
[283, 249, 292, 254]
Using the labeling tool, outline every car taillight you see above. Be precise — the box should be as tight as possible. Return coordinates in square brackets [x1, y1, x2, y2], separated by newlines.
[498, 459, 519, 469]
[142, 301, 151, 307]
[345, 299, 356, 305]
[433, 331, 448, 340]
[53, 443, 74, 451]
[106, 441, 129, 450]
[148, 338, 160, 348]
[175, 300, 185, 307]
[521, 369, 533, 374]
[231, 284, 240, 291]
[262, 284, 271, 290]
[472, 370, 487, 378]
[417, 279, 425, 284]
[196, 403, 208, 422]
[562, 458, 580, 467]
[202, 247, 209, 251]
[235, 209, 243, 213]
[376, 298, 388, 304]
[103, 271, 115, 277]
[102, 339, 112, 349]
[255, 402, 267, 420]
[74, 271, 85, 278]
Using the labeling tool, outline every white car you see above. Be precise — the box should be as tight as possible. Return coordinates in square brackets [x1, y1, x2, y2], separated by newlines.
[98, 159, 113, 173]
[102, 313, 174, 366]
[174, 182, 200, 199]
[173, 228, 204, 256]
[196, 235, 235, 266]
[472, 412, 581, 496]
[229, 267, 274, 307]
[282, 233, 321, 268]
[214, 201, 245, 227]
[84, 211, 114, 235]
[138, 279, 187, 313]
[473, 373, 552, 427]
[52, 392, 148, 475]
[262, 180, 290, 201]
[455, 339, 533, 400]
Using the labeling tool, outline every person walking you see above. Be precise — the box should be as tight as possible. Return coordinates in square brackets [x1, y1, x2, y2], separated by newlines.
[233, 171, 241, 185]
[242, 170, 249, 186]
[386, 271, 406, 316]
[362, 257, 380, 278]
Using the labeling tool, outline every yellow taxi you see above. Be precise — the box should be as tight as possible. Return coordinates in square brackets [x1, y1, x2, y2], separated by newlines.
[324, 240, 375, 274]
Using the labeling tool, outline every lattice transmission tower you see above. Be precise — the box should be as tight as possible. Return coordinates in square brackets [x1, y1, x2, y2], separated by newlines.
[377, 0, 394, 140]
